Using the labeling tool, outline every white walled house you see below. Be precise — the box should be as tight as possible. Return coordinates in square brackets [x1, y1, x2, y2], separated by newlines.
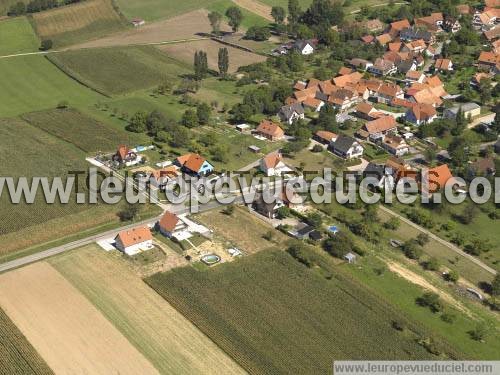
[259, 152, 292, 177]
[329, 135, 364, 159]
[114, 226, 153, 256]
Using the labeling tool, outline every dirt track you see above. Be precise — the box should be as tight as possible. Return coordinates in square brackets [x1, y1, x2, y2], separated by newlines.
[68, 9, 231, 50]
[0, 262, 159, 374]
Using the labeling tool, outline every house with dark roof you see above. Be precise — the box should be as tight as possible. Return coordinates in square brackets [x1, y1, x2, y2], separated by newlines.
[252, 191, 285, 219]
[368, 58, 397, 76]
[329, 135, 364, 159]
[363, 162, 395, 190]
[293, 39, 316, 55]
[399, 27, 435, 44]
[278, 103, 305, 125]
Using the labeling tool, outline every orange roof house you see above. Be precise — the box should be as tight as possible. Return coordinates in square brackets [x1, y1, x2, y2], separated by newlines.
[434, 58, 453, 71]
[256, 120, 285, 141]
[333, 71, 362, 88]
[158, 211, 184, 236]
[425, 164, 454, 193]
[390, 19, 411, 35]
[338, 66, 353, 76]
[175, 153, 214, 176]
[364, 115, 397, 136]
[376, 33, 393, 45]
[114, 226, 153, 255]
[314, 130, 338, 144]
[405, 103, 437, 125]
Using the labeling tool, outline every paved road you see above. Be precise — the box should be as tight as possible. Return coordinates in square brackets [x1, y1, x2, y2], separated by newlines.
[0, 200, 223, 274]
[379, 205, 497, 276]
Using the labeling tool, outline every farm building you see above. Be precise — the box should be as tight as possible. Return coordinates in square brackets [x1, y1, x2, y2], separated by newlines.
[115, 226, 153, 256]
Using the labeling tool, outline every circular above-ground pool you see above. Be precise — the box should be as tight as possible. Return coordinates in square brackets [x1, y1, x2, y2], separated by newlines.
[201, 254, 221, 265]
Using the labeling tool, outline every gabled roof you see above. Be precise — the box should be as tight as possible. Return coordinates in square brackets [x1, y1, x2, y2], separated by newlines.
[356, 102, 374, 114]
[176, 154, 208, 175]
[407, 103, 437, 120]
[332, 135, 358, 153]
[158, 211, 180, 232]
[390, 19, 411, 33]
[388, 42, 402, 52]
[383, 135, 407, 149]
[377, 82, 402, 97]
[333, 72, 362, 87]
[262, 152, 283, 169]
[478, 51, 500, 65]
[256, 120, 284, 137]
[315, 130, 337, 142]
[376, 33, 393, 45]
[364, 115, 397, 134]
[426, 164, 454, 192]
[435, 58, 452, 70]
[116, 145, 129, 160]
[116, 227, 152, 248]
[280, 103, 304, 119]
[406, 70, 424, 80]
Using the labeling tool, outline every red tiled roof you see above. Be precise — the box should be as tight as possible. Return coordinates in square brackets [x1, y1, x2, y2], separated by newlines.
[364, 115, 397, 134]
[116, 226, 152, 248]
[158, 211, 180, 232]
[256, 120, 285, 138]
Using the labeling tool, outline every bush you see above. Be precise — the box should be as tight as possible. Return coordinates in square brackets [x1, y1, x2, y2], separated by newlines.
[444, 270, 459, 283]
[416, 292, 442, 313]
[245, 26, 271, 41]
[40, 39, 53, 51]
[383, 217, 400, 230]
[441, 312, 456, 324]
[391, 320, 405, 331]
[222, 205, 235, 216]
[402, 240, 423, 260]
[422, 257, 439, 271]
[312, 144, 323, 153]
[468, 324, 488, 342]
[416, 233, 430, 246]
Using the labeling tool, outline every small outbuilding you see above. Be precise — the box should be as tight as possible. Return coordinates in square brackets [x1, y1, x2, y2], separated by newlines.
[344, 252, 357, 264]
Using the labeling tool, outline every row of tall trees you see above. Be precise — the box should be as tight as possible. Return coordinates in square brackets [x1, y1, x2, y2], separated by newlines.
[193, 48, 229, 80]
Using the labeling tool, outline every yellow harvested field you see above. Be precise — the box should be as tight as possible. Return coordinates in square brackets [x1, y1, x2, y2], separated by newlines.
[50, 246, 245, 375]
[70, 9, 230, 49]
[0, 262, 159, 375]
[158, 39, 266, 73]
[232, 0, 274, 21]
[33, 0, 121, 38]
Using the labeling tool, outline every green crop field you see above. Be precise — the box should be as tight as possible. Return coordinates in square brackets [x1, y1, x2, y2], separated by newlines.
[0, 307, 53, 374]
[260, 0, 313, 9]
[0, 17, 39, 56]
[115, 0, 218, 21]
[22, 108, 146, 153]
[146, 250, 462, 374]
[31, 0, 127, 48]
[0, 118, 128, 255]
[47, 46, 191, 96]
[0, 55, 102, 117]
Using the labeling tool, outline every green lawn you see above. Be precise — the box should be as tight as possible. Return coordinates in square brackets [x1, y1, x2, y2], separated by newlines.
[146, 250, 446, 374]
[0, 55, 102, 117]
[260, 0, 312, 9]
[47, 46, 191, 96]
[0, 16, 39, 56]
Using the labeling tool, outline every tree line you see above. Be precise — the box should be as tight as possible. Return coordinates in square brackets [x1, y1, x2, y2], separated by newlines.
[8, 0, 83, 16]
